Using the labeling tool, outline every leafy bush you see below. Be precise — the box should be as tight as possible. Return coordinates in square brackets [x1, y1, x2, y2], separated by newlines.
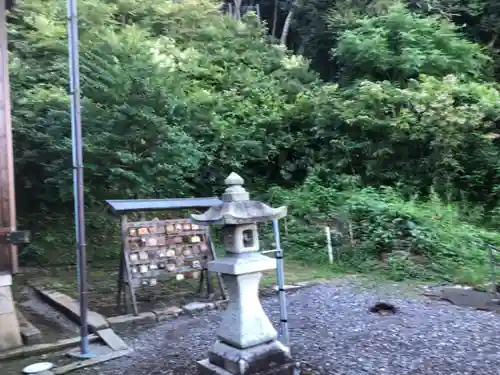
[269, 176, 500, 282]
[346, 187, 499, 281]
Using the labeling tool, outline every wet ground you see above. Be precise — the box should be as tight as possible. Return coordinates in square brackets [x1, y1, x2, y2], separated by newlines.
[53, 279, 500, 375]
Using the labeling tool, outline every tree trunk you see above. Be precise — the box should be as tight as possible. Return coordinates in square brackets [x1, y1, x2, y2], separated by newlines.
[271, 0, 278, 38]
[280, 7, 294, 46]
[234, 0, 242, 20]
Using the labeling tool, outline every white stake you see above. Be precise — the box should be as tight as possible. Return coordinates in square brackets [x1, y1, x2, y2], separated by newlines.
[325, 226, 333, 264]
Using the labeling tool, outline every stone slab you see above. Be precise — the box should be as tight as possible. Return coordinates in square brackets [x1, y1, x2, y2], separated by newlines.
[107, 312, 156, 326]
[153, 306, 183, 321]
[17, 310, 42, 345]
[207, 340, 292, 375]
[33, 288, 109, 332]
[0, 284, 22, 351]
[97, 328, 129, 351]
[183, 301, 215, 314]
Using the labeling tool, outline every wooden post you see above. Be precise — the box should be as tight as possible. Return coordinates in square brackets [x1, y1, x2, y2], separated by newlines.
[120, 215, 138, 316]
[0, 4, 22, 352]
[0, 0, 18, 274]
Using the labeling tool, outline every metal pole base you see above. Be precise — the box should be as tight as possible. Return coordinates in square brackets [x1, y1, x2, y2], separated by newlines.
[67, 348, 96, 359]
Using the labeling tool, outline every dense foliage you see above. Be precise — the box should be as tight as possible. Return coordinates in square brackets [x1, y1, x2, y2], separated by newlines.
[307, 75, 500, 202]
[8, 0, 500, 282]
[269, 175, 499, 282]
[10, 0, 318, 211]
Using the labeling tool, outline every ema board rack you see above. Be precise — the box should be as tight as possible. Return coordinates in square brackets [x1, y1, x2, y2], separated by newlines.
[116, 217, 218, 315]
[125, 219, 212, 285]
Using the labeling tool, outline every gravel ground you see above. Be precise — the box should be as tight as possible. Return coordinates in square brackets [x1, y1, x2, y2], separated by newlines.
[74, 280, 500, 375]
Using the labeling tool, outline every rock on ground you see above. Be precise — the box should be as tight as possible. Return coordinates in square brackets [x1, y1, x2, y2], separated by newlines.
[75, 280, 500, 375]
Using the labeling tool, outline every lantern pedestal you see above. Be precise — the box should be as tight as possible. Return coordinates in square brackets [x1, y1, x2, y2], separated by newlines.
[198, 340, 292, 375]
[198, 254, 292, 375]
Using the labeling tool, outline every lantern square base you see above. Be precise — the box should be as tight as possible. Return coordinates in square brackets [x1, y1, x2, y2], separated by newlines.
[198, 360, 295, 375]
[198, 339, 292, 375]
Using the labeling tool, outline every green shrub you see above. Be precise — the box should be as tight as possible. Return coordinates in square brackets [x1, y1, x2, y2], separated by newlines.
[269, 176, 500, 283]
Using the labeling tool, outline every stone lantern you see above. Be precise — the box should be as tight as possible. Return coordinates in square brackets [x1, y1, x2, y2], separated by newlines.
[191, 172, 293, 375]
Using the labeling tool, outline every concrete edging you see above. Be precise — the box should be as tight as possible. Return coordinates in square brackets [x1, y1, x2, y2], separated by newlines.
[107, 312, 157, 326]
[106, 280, 317, 327]
[0, 334, 99, 361]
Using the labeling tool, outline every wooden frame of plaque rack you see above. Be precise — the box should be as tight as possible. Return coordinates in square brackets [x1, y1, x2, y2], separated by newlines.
[106, 197, 226, 316]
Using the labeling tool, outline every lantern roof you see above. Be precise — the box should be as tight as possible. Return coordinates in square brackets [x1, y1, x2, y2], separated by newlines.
[190, 173, 287, 225]
[106, 197, 223, 215]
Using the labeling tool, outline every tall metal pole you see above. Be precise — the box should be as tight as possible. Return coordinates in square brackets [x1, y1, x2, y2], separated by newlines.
[66, 0, 90, 357]
[272, 219, 290, 348]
